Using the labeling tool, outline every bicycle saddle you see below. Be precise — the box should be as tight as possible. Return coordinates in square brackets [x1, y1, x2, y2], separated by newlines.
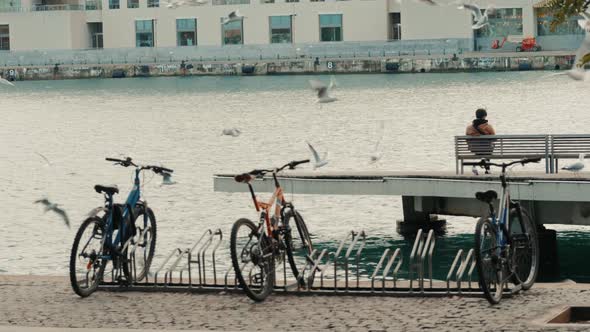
[475, 190, 498, 204]
[94, 184, 119, 195]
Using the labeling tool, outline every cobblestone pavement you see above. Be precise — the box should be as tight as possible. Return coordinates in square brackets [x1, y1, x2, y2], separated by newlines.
[1, 276, 589, 331]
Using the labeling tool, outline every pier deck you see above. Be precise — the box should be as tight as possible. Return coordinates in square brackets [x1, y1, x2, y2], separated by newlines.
[214, 171, 590, 226]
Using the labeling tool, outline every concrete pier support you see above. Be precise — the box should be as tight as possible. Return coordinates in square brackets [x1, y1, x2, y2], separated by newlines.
[396, 196, 447, 234]
[537, 227, 561, 281]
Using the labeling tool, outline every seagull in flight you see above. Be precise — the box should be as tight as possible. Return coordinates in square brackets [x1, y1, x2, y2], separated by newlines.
[309, 77, 337, 104]
[306, 141, 329, 169]
[35, 152, 52, 166]
[161, 172, 177, 185]
[562, 153, 585, 176]
[458, 3, 495, 30]
[221, 128, 241, 137]
[0, 76, 15, 87]
[563, 13, 590, 80]
[368, 121, 385, 164]
[222, 9, 243, 24]
[34, 198, 70, 228]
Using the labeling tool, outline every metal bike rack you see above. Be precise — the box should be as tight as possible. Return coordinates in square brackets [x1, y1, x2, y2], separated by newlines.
[446, 248, 477, 294]
[99, 228, 515, 299]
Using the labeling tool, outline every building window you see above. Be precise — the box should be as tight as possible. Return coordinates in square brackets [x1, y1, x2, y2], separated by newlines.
[476, 8, 522, 37]
[269, 15, 292, 43]
[0, 0, 20, 10]
[128, 0, 139, 8]
[0, 25, 9, 51]
[109, 0, 119, 9]
[319, 14, 342, 42]
[177, 18, 197, 46]
[147, 0, 158, 6]
[536, 8, 584, 36]
[136, 20, 155, 47]
[222, 19, 243, 45]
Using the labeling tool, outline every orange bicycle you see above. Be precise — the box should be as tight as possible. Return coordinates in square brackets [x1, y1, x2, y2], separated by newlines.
[230, 159, 313, 302]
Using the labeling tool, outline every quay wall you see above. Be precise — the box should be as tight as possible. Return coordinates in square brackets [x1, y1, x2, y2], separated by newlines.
[0, 53, 576, 81]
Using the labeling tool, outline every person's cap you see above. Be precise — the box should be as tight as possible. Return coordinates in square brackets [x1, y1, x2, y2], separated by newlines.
[476, 108, 487, 119]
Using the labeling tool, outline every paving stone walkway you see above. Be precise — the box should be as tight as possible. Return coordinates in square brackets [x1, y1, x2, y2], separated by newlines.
[1, 276, 589, 331]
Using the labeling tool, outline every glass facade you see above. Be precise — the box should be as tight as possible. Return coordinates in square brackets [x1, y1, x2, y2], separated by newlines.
[269, 15, 292, 43]
[0, 0, 20, 10]
[319, 14, 342, 42]
[147, 0, 159, 7]
[136, 20, 154, 47]
[128, 0, 139, 8]
[0, 25, 9, 50]
[177, 18, 197, 46]
[109, 0, 119, 9]
[222, 19, 243, 45]
[537, 8, 584, 36]
[475, 8, 522, 38]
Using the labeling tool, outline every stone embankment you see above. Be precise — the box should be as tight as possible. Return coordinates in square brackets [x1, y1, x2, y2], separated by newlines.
[0, 51, 576, 81]
[1, 275, 589, 331]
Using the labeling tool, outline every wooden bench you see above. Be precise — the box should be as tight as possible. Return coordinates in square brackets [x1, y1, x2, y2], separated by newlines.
[551, 134, 590, 173]
[455, 135, 551, 174]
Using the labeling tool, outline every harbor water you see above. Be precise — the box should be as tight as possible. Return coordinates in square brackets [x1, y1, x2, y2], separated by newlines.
[1, 72, 589, 281]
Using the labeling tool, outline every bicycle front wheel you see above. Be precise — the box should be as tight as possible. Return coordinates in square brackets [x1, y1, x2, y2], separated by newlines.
[130, 206, 157, 282]
[474, 217, 503, 304]
[284, 210, 313, 286]
[69, 216, 107, 297]
[230, 218, 275, 302]
[510, 207, 539, 290]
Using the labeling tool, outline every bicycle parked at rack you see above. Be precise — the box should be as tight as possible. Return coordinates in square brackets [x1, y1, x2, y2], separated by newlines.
[230, 159, 313, 302]
[69, 157, 173, 297]
[464, 158, 541, 304]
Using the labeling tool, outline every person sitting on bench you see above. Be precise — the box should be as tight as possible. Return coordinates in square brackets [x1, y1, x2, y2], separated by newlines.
[466, 108, 496, 174]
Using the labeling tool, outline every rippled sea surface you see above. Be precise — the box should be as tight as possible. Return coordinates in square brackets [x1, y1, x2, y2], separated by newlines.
[1, 72, 589, 281]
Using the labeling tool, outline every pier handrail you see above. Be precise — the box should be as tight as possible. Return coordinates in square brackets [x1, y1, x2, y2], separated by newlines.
[550, 134, 590, 172]
[456, 134, 590, 174]
[455, 134, 550, 174]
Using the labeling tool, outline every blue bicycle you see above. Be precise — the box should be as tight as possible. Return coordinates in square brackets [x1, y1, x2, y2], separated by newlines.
[465, 157, 540, 304]
[69, 157, 173, 297]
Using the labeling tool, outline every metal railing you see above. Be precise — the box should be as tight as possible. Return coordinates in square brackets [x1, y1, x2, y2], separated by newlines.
[0, 39, 471, 67]
[454, 134, 590, 174]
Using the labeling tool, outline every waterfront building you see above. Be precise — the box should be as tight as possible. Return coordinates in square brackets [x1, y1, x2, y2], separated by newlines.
[0, 0, 584, 52]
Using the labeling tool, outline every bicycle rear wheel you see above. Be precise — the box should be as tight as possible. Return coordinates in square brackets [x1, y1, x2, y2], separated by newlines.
[69, 216, 107, 297]
[283, 210, 313, 286]
[130, 206, 157, 282]
[230, 218, 275, 302]
[509, 207, 539, 290]
[474, 217, 503, 304]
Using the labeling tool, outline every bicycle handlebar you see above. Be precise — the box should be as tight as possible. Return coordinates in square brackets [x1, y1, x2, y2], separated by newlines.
[463, 157, 541, 169]
[235, 159, 311, 183]
[106, 157, 174, 174]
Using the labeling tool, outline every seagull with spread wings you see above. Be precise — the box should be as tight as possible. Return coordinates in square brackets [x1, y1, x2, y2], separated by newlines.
[34, 198, 70, 228]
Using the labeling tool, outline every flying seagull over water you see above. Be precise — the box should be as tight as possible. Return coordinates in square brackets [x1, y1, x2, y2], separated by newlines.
[34, 198, 70, 228]
[306, 141, 329, 169]
[369, 121, 385, 164]
[221, 128, 241, 137]
[309, 77, 337, 104]
[35, 152, 52, 166]
[564, 13, 590, 80]
[0, 76, 15, 87]
[222, 10, 243, 24]
[458, 3, 495, 30]
[562, 153, 585, 175]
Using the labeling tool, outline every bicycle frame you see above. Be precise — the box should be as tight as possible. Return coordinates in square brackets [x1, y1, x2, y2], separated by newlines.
[245, 171, 288, 239]
[101, 168, 143, 260]
[490, 173, 510, 250]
